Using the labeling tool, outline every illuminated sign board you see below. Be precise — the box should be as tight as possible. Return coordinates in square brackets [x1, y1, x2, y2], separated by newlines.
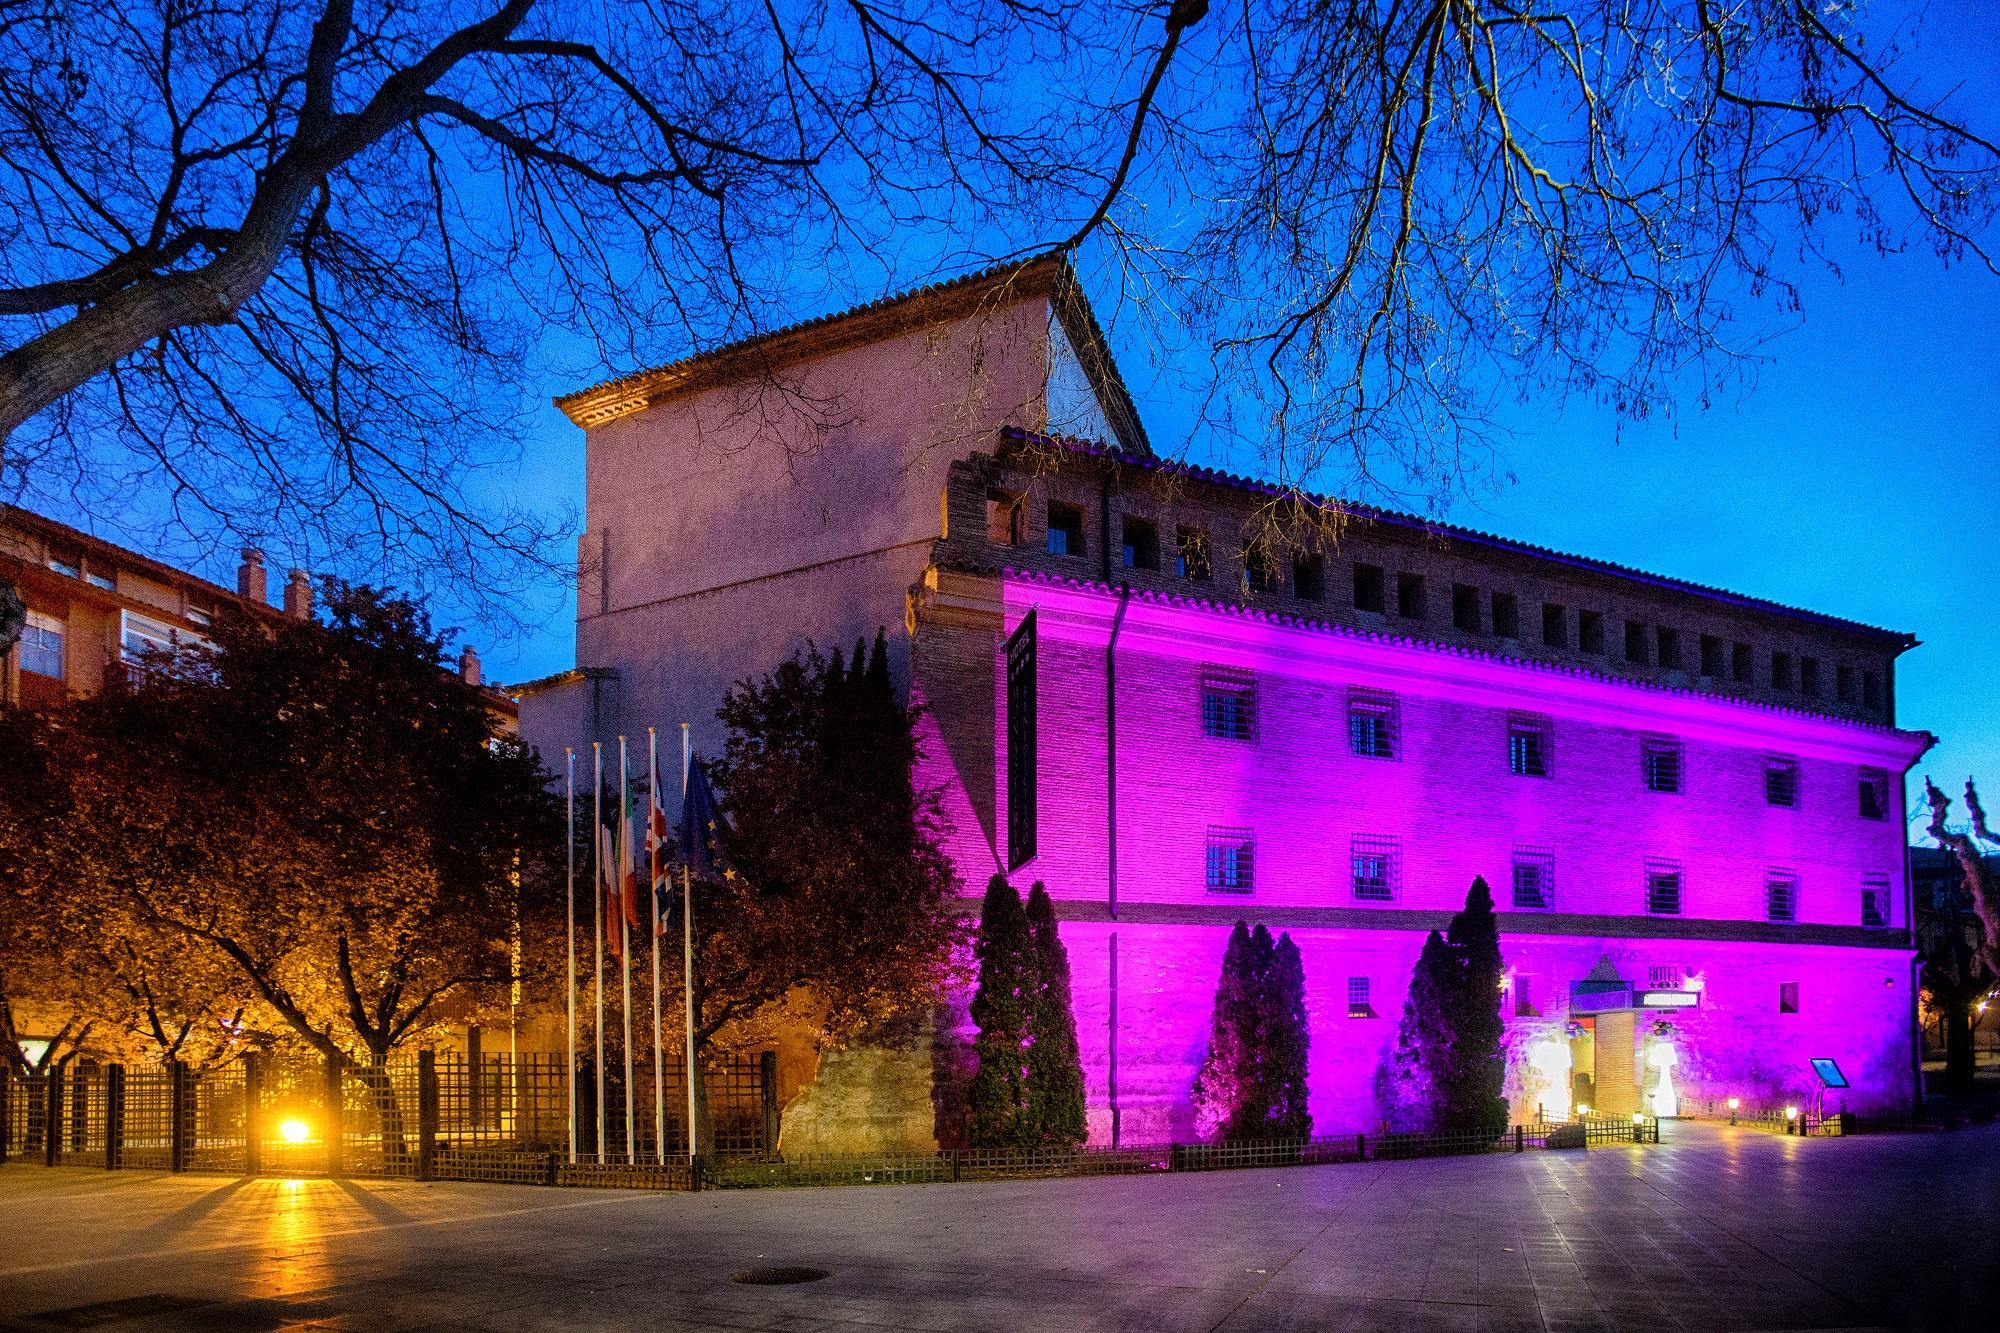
[1569, 984, 1632, 1014]
[1637, 990, 1700, 1009]
[1810, 1057, 1849, 1088]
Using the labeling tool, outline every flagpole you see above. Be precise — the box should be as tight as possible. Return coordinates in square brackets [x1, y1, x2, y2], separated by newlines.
[620, 736, 637, 1165]
[564, 747, 577, 1166]
[592, 742, 605, 1164]
[681, 722, 698, 1165]
[649, 726, 666, 1166]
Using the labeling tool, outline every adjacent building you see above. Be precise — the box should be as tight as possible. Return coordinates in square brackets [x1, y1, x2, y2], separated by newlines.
[521, 255, 1932, 1146]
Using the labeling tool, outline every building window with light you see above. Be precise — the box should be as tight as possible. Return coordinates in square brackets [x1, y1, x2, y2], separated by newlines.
[1199, 670, 1256, 742]
[1766, 870, 1799, 923]
[1645, 861, 1683, 915]
[1005, 614, 1037, 870]
[1508, 713, 1552, 777]
[1351, 835, 1399, 902]
[1206, 828, 1255, 895]
[1641, 735, 1683, 793]
[19, 611, 65, 678]
[1348, 689, 1398, 759]
[1512, 847, 1555, 910]
[1347, 976, 1374, 1018]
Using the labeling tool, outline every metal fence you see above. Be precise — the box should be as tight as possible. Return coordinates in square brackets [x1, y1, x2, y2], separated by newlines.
[1681, 1096, 1932, 1138]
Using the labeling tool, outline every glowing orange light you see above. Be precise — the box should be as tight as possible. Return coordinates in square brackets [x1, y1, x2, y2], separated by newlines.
[279, 1118, 311, 1144]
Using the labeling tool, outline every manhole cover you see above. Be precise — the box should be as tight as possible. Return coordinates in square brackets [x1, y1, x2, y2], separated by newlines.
[731, 1266, 830, 1286]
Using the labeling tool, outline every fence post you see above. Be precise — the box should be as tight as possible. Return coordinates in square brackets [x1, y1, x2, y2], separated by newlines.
[417, 1050, 438, 1182]
[1356, 1132, 1366, 1162]
[323, 1055, 344, 1178]
[466, 1026, 483, 1130]
[105, 1065, 126, 1170]
[243, 1053, 264, 1177]
[759, 1050, 779, 1160]
[168, 1061, 189, 1172]
[44, 1067, 63, 1166]
[1515, 1125, 1524, 1153]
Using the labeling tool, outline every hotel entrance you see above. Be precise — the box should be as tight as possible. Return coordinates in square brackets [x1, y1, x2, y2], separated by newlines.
[1570, 974, 1696, 1118]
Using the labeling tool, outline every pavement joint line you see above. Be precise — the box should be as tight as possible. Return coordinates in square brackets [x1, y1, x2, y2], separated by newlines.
[1200, 1160, 1398, 1331]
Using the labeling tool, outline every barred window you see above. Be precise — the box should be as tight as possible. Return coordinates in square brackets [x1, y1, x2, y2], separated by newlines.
[1351, 835, 1399, 902]
[1861, 875, 1892, 928]
[1347, 976, 1374, 1019]
[1764, 757, 1799, 808]
[1200, 670, 1256, 741]
[1858, 767, 1889, 820]
[1642, 735, 1683, 793]
[1508, 713, 1551, 777]
[1512, 848, 1555, 910]
[1205, 828, 1255, 895]
[1645, 861, 1683, 915]
[1766, 870, 1799, 923]
[1348, 689, 1399, 759]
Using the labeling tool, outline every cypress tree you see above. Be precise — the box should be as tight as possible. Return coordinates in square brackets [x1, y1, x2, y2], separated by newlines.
[968, 874, 1035, 1147]
[1383, 929, 1455, 1132]
[1192, 921, 1255, 1141]
[1024, 883, 1087, 1148]
[1443, 876, 1510, 1138]
[1262, 932, 1312, 1139]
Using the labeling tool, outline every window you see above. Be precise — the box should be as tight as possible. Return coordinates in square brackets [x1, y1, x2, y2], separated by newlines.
[18, 611, 64, 678]
[121, 610, 180, 663]
[1351, 835, 1400, 902]
[1624, 620, 1649, 665]
[1779, 982, 1800, 1014]
[1641, 735, 1683, 794]
[1205, 828, 1255, 895]
[1452, 583, 1481, 632]
[46, 554, 80, 578]
[986, 490, 1025, 546]
[1293, 553, 1325, 602]
[1766, 870, 1799, 923]
[1645, 862, 1684, 915]
[1800, 656, 1821, 696]
[1861, 876, 1892, 928]
[1863, 670, 1882, 709]
[1120, 516, 1159, 571]
[1491, 592, 1519, 639]
[1542, 603, 1567, 649]
[1512, 848, 1555, 910]
[1508, 713, 1552, 777]
[1513, 976, 1537, 1018]
[1732, 641, 1754, 684]
[1771, 650, 1793, 691]
[1176, 527, 1211, 581]
[1397, 572, 1426, 619]
[1005, 615, 1037, 869]
[1655, 626, 1681, 671]
[1200, 670, 1256, 741]
[1648, 965, 1684, 991]
[185, 606, 213, 629]
[1347, 977, 1375, 1019]
[85, 571, 114, 591]
[1243, 543, 1280, 594]
[1347, 689, 1399, 759]
[1837, 664, 1856, 704]
[1858, 766, 1889, 820]
[1352, 562, 1385, 613]
[1764, 756, 1799, 808]
[1700, 634, 1724, 677]
[1579, 610, 1605, 655]
[1046, 501, 1084, 557]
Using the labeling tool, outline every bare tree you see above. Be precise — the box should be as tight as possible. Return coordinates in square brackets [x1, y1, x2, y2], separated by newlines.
[1924, 777, 2000, 979]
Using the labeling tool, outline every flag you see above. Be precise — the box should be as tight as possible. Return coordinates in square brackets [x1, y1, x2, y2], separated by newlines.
[598, 774, 623, 959]
[618, 772, 640, 930]
[648, 782, 671, 938]
[677, 756, 730, 881]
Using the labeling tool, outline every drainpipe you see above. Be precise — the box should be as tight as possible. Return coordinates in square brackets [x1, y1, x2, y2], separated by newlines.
[1106, 579, 1130, 1147]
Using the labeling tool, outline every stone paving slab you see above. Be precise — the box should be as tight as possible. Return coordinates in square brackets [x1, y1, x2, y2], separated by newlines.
[0, 1123, 1993, 1332]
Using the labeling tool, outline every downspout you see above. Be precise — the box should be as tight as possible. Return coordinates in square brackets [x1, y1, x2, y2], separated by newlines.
[1106, 579, 1130, 1147]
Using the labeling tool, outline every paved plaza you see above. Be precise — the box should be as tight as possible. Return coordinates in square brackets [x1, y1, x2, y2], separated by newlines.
[0, 1122, 1994, 1333]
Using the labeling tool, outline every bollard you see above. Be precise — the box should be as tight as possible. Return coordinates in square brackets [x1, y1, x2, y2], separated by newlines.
[243, 1053, 265, 1177]
[105, 1065, 126, 1170]
[417, 1050, 439, 1182]
[1515, 1125, 1524, 1153]
[323, 1055, 344, 1178]
[168, 1061, 190, 1172]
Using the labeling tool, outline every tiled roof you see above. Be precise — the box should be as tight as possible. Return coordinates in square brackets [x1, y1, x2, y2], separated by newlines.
[997, 427, 1918, 646]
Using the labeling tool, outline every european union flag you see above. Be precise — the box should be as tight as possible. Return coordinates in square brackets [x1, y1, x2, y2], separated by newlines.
[677, 756, 730, 882]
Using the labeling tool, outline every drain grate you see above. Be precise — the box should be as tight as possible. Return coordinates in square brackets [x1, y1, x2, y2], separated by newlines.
[731, 1266, 830, 1286]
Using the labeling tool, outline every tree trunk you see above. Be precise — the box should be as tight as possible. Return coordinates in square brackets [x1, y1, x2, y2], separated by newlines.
[1943, 996, 1977, 1100]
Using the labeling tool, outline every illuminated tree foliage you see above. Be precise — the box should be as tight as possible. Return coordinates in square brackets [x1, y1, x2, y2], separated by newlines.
[1381, 878, 1509, 1137]
[967, 875, 1034, 1149]
[1024, 882, 1088, 1149]
[1262, 931, 1311, 1140]
[1382, 929, 1455, 1134]
[1192, 921, 1309, 1141]
[1921, 777, 2000, 1099]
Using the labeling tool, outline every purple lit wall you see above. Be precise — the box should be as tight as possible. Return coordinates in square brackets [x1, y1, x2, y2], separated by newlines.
[915, 573, 1928, 1141]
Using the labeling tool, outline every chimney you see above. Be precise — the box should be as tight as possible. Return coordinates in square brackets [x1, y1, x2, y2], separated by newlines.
[237, 549, 267, 604]
[458, 645, 482, 688]
[283, 569, 312, 620]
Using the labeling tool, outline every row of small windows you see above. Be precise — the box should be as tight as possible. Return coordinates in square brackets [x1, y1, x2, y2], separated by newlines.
[1202, 830, 1895, 926]
[7, 607, 211, 682]
[989, 493, 1887, 710]
[1197, 675, 1891, 818]
[1346, 970, 1808, 1019]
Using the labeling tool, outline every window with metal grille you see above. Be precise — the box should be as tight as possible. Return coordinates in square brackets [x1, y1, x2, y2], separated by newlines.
[1200, 671, 1256, 742]
[1205, 828, 1255, 895]
[1005, 615, 1037, 870]
[1176, 526, 1211, 580]
[1491, 591, 1519, 639]
[1397, 572, 1426, 619]
[1348, 689, 1398, 759]
[1352, 562, 1385, 612]
[1542, 602, 1567, 648]
[1861, 876, 1892, 928]
[1452, 582, 1481, 632]
[1511, 848, 1554, 910]
[1293, 553, 1325, 602]
[19, 610, 64, 678]
[1121, 515, 1159, 570]
[1766, 871, 1799, 922]
[1347, 976, 1374, 1018]
[1779, 981, 1800, 1014]
[1579, 609, 1605, 654]
[1858, 767, 1889, 820]
[1648, 964, 1684, 990]
[1508, 713, 1551, 777]
[1642, 736, 1683, 793]
[1243, 543, 1280, 595]
[1645, 861, 1683, 915]
[1351, 835, 1399, 902]
[985, 490, 1026, 545]
[1046, 501, 1084, 557]
[1764, 757, 1799, 808]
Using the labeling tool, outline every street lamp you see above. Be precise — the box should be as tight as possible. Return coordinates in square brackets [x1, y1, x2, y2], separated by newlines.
[1726, 1095, 1740, 1126]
